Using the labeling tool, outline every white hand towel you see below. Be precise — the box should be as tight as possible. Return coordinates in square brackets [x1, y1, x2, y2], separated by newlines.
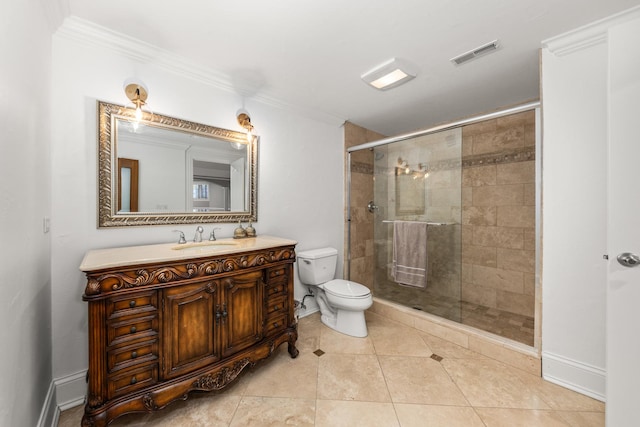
[392, 221, 428, 288]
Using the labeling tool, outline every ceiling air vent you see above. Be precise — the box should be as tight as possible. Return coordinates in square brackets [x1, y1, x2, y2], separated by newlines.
[450, 40, 500, 65]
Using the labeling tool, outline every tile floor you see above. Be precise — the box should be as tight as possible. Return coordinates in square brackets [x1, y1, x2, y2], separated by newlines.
[58, 312, 603, 426]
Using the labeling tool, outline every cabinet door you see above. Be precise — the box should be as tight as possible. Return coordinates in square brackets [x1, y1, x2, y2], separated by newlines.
[162, 281, 220, 379]
[221, 271, 263, 357]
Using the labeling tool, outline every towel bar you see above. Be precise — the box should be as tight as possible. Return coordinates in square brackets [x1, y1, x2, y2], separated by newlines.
[382, 220, 455, 226]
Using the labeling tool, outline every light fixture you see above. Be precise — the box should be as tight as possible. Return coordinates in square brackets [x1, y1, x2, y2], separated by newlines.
[418, 163, 429, 179]
[123, 79, 149, 124]
[361, 58, 417, 90]
[397, 158, 429, 179]
[397, 157, 411, 174]
[236, 108, 254, 142]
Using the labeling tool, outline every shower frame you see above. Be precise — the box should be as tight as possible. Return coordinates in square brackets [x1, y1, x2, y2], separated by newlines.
[346, 101, 542, 350]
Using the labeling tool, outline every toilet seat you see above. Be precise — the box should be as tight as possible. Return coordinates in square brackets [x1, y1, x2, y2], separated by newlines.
[323, 279, 371, 299]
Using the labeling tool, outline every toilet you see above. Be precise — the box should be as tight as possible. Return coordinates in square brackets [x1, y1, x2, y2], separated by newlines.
[297, 247, 373, 337]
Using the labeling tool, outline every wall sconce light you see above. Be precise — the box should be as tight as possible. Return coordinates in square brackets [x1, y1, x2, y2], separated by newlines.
[397, 157, 411, 175]
[397, 157, 429, 179]
[123, 79, 149, 123]
[236, 108, 254, 142]
[416, 163, 429, 179]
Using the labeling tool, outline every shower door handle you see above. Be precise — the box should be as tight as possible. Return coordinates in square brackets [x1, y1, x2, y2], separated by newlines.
[367, 201, 379, 213]
[617, 252, 640, 268]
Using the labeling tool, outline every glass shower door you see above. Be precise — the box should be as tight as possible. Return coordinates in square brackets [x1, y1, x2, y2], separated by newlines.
[371, 128, 463, 322]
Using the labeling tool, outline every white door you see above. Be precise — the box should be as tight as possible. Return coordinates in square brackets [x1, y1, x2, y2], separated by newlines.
[606, 17, 640, 426]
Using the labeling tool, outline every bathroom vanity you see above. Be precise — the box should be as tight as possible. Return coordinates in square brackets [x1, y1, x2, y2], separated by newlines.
[80, 236, 298, 426]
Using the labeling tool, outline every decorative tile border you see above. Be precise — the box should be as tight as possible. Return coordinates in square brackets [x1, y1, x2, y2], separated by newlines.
[351, 161, 374, 174]
[353, 146, 535, 176]
[462, 146, 535, 168]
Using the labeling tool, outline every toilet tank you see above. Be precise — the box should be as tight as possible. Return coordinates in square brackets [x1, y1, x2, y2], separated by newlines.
[297, 247, 338, 285]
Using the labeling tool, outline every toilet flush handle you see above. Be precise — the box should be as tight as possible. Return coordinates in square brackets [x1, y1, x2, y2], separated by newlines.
[303, 260, 311, 264]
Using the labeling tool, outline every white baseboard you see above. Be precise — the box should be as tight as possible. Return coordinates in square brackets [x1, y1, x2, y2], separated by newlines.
[37, 370, 88, 426]
[298, 305, 320, 318]
[542, 351, 606, 401]
[36, 381, 56, 427]
[54, 370, 87, 409]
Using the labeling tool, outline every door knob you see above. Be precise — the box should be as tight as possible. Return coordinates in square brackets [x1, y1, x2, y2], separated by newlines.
[617, 252, 640, 267]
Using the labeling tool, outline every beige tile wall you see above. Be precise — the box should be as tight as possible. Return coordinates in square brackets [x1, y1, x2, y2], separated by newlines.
[344, 122, 386, 289]
[345, 110, 536, 319]
[461, 111, 536, 317]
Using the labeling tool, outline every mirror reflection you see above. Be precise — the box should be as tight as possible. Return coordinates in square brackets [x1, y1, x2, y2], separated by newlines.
[116, 120, 248, 213]
[395, 167, 426, 215]
[97, 101, 257, 227]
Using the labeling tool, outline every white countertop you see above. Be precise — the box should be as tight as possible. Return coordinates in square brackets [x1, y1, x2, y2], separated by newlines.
[80, 235, 297, 272]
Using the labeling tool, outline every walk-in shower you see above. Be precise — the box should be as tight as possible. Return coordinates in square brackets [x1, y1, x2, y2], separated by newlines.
[347, 102, 540, 347]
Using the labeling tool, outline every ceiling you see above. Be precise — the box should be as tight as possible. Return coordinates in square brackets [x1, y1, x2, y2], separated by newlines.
[63, 0, 639, 136]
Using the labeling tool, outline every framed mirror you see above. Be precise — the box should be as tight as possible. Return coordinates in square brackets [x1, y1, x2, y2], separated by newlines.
[97, 101, 257, 227]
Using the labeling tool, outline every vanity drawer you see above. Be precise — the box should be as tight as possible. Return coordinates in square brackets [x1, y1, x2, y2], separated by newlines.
[108, 364, 158, 399]
[107, 292, 158, 320]
[264, 314, 286, 336]
[266, 283, 287, 298]
[266, 267, 288, 282]
[265, 295, 287, 316]
[108, 314, 158, 346]
[107, 338, 158, 373]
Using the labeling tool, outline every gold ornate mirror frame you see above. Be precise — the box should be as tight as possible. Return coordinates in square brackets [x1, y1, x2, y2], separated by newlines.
[97, 101, 258, 227]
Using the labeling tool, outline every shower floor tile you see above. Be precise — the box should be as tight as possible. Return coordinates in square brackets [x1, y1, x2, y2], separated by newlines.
[374, 283, 535, 346]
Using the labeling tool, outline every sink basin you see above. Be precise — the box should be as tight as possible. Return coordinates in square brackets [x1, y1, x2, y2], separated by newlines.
[171, 241, 239, 251]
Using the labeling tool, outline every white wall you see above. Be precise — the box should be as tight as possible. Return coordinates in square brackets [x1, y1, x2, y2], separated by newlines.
[541, 8, 640, 400]
[0, 1, 54, 426]
[50, 18, 343, 404]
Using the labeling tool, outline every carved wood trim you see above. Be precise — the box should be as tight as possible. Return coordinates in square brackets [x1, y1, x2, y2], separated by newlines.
[86, 301, 107, 409]
[142, 393, 159, 411]
[191, 358, 253, 391]
[84, 247, 295, 296]
[82, 326, 296, 426]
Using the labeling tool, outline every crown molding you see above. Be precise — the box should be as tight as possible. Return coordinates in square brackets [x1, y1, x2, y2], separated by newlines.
[55, 16, 234, 91]
[55, 16, 344, 127]
[543, 5, 640, 56]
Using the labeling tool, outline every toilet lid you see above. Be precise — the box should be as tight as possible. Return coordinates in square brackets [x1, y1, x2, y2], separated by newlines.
[323, 279, 371, 298]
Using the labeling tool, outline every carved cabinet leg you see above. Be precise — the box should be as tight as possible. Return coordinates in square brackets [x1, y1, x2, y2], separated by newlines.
[287, 330, 299, 358]
[288, 342, 299, 358]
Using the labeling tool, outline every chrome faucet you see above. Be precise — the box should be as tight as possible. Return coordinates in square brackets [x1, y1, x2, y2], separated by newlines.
[193, 226, 204, 242]
[209, 227, 221, 241]
[173, 230, 187, 244]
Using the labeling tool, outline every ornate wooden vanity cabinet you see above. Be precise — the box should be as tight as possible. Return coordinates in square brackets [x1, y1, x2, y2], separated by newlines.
[80, 237, 298, 426]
